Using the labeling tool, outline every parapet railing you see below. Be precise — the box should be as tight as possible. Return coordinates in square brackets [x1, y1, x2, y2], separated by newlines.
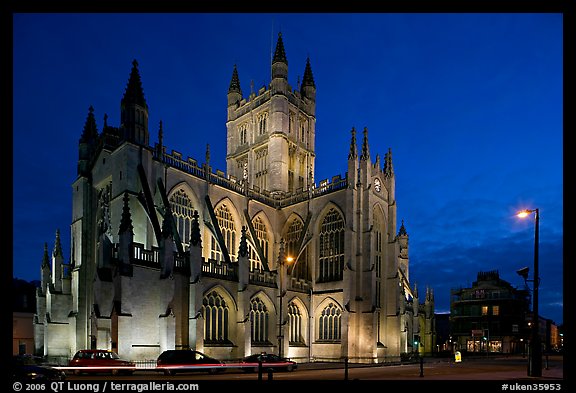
[155, 148, 348, 208]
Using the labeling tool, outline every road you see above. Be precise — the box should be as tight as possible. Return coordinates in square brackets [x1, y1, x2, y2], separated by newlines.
[65, 355, 563, 381]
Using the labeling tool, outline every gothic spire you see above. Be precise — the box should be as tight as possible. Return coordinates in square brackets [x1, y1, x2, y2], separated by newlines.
[272, 32, 288, 65]
[398, 220, 407, 236]
[228, 64, 242, 95]
[348, 127, 358, 160]
[53, 229, 63, 258]
[42, 242, 50, 269]
[80, 106, 98, 143]
[302, 57, 315, 88]
[118, 192, 133, 234]
[384, 147, 394, 177]
[360, 127, 370, 161]
[121, 59, 147, 108]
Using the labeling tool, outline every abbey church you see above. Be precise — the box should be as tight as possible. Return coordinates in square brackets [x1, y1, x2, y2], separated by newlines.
[34, 33, 435, 364]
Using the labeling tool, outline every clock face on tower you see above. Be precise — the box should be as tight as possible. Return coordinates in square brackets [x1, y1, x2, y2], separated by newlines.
[374, 178, 381, 192]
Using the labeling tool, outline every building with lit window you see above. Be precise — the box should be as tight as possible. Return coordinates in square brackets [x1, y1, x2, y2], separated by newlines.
[34, 33, 434, 364]
[450, 270, 531, 354]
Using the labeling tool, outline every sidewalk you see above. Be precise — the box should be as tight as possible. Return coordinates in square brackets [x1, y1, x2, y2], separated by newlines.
[293, 355, 564, 380]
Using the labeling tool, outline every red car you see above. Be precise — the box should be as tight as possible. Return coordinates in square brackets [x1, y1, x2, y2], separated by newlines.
[241, 353, 297, 372]
[69, 350, 136, 376]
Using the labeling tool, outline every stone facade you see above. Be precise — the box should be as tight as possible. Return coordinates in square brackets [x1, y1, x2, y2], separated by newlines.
[35, 33, 434, 364]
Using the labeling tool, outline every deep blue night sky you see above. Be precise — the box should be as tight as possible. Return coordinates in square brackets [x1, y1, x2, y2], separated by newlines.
[12, 13, 563, 325]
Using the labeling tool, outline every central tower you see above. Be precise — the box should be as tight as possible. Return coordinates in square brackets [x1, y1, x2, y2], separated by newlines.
[226, 33, 316, 194]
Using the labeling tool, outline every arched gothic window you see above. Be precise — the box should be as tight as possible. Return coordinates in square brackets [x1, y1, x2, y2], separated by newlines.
[169, 189, 194, 248]
[318, 208, 345, 282]
[285, 218, 310, 281]
[258, 112, 268, 135]
[288, 302, 304, 345]
[249, 217, 269, 271]
[202, 291, 229, 343]
[239, 123, 248, 145]
[210, 204, 237, 262]
[250, 297, 269, 344]
[318, 303, 342, 341]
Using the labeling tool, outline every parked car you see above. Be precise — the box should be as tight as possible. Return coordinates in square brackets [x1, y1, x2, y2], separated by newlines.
[69, 350, 136, 376]
[241, 353, 297, 372]
[12, 355, 66, 381]
[156, 350, 224, 375]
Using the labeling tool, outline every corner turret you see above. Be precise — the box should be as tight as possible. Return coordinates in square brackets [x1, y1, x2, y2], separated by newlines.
[301, 57, 316, 102]
[270, 33, 288, 94]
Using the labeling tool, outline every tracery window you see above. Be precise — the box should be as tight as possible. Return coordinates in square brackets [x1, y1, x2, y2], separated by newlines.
[249, 217, 269, 271]
[250, 297, 269, 344]
[255, 148, 268, 190]
[258, 112, 268, 135]
[169, 189, 194, 247]
[285, 218, 309, 281]
[239, 123, 248, 145]
[318, 303, 341, 341]
[202, 291, 229, 343]
[210, 204, 237, 262]
[318, 208, 345, 282]
[288, 302, 304, 344]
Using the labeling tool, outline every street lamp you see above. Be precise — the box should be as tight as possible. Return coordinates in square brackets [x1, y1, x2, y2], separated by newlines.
[278, 238, 294, 359]
[517, 208, 541, 377]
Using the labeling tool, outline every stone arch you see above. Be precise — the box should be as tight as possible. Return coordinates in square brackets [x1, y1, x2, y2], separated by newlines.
[313, 201, 346, 232]
[167, 181, 203, 221]
[314, 296, 343, 315]
[202, 284, 238, 311]
[249, 290, 276, 314]
[280, 211, 306, 235]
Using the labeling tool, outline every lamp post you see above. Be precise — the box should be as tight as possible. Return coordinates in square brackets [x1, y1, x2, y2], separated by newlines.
[278, 239, 294, 359]
[517, 208, 541, 377]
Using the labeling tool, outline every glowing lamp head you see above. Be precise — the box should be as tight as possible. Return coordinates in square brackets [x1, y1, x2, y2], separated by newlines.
[517, 210, 530, 218]
[286, 256, 294, 264]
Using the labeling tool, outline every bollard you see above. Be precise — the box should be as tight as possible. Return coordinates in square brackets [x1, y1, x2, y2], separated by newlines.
[344, 357, 349, 381]
[258, 360, 263, 382]
[267, 368, 273, 381]
[419, 356, 424, 377]
[545, 354, 549, 370]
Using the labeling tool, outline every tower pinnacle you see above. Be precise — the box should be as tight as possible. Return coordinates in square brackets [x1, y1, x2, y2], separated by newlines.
[348, 127, 358, 160]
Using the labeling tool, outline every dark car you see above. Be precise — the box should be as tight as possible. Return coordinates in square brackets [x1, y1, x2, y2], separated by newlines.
[241, 353, 297, 372]
[156, 350, 224, 375]
[12, 355, 66, 381]
[69, 350, 136, 375]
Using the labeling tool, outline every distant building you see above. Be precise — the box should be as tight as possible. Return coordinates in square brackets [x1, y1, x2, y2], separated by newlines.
[546, 319, 560, 352]
[13, 278, 39, 355]
[34, 33, 434, 364]
[450, 270, 530, 354]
